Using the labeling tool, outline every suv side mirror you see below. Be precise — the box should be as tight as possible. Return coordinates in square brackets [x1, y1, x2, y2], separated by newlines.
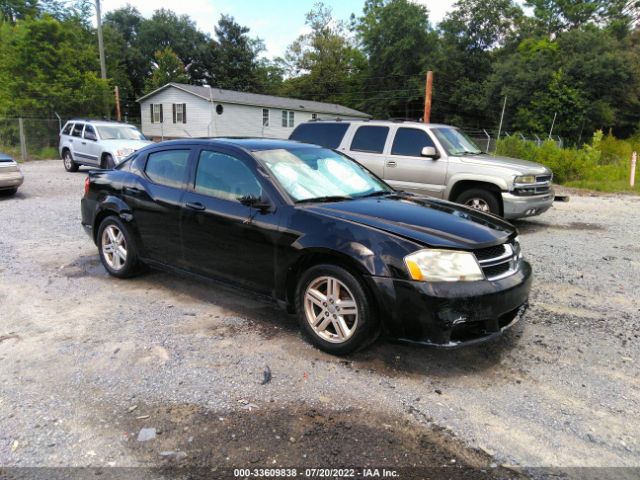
[421, 146, 439, 159]
[239, 194, 272, 213]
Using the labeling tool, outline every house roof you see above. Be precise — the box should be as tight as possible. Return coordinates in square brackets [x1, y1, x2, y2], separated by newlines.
[137, 83, 370, 118]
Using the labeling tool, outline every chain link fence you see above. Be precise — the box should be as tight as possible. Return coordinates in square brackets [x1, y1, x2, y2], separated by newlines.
[0, 117, 142, 161]
[460, 127, 563, 153]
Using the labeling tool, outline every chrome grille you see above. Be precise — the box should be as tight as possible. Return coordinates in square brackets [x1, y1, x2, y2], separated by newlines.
[474, 240, 521, 281]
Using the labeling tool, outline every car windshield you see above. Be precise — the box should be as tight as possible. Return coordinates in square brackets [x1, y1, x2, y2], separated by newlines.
[432, 127, 483, 156]
[253, 147, 392, 202]
[96, 125, 146, 141]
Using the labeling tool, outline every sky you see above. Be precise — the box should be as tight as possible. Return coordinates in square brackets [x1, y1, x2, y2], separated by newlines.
[102, 0, 458, 59]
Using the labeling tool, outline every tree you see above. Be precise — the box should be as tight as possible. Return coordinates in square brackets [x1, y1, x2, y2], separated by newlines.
[206, 14, 265, 91]
[355, 0, 437, 118]
[281, 3, 363, 105]
[144, 47, 189, 93]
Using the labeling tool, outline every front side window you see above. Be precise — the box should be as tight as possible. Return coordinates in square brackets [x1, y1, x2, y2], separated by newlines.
[144, 149, 190, 188]
[262, 108, 269, 127]
[391, 128, 435, 157]
[254, 147, 391, 202]
[72, 123, 84, 137]
[350, 126, 389, 154]
[432, 127, 483, 156]
[62, 123, 73, 135]
[195, 150, 262, 201]
[83, 125, 97, 141]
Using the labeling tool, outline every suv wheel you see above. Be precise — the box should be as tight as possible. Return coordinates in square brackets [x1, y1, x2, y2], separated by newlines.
[102, 154, 115, 169]
[63, 150, 79, 172]
[456, 188, 500, 215]
[295, 264, 377, 355]
[97, 216, 140, 278]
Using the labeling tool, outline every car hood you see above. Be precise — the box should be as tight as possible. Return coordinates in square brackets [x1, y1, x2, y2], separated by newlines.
[101, 139, 152, 151]
[457, 154, 550, 175]
[302, 194, 515, 249]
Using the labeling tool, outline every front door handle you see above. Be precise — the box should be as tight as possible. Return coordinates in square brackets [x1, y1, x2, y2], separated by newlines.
[185, 201, 206, 211]
[81, 141, 87, 145]
[386, 161, 397, 167]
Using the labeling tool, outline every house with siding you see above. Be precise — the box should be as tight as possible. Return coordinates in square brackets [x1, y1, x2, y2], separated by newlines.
[137, 83, 370, 140]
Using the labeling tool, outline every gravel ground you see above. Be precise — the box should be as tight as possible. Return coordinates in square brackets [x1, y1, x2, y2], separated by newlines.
[1, 160, 639, 477]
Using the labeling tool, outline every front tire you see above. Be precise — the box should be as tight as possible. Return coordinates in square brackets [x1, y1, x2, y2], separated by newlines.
[63, 150, 79, 172]
[102, 154, 115, 169]
[456, 188, 501, 215]
[295, 264, 377, 355]
[97, 216, 140, 278]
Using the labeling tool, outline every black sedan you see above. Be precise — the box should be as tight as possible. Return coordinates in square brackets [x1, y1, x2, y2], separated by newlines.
[81, 138, 531, 355]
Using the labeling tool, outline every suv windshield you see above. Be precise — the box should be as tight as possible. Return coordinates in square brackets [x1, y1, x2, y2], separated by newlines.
[96, 125, 146, 141]
[432, 127, 483, 156]
[254, 147, 392, 202]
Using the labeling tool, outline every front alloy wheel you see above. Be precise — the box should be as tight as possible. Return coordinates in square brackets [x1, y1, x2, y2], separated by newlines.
[304, 276, 359, 343]
[465, 197, 491, 212]
[101, 224, 128, 271]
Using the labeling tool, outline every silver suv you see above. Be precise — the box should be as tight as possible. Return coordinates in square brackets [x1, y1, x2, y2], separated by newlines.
[59, 119, 151, 172]
[290, 120, 554, 219]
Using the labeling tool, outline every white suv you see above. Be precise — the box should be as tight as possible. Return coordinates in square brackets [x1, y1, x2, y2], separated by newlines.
[59, 119, 151, 172]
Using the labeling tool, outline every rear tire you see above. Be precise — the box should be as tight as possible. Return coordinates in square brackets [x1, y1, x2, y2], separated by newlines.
[295, 264, 378, 355]
[97, 216, 140, 278]
[63, 150, 79, 172]
[455, 188, 501, 215]
[1, 188, 18, 196]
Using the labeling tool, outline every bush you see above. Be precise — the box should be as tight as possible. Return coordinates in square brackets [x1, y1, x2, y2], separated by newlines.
[495, 131, 639, 193]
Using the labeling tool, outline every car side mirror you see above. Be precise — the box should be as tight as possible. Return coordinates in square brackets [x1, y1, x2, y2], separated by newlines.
[421, 146, 439, 159]
[239, 194, 272, 213]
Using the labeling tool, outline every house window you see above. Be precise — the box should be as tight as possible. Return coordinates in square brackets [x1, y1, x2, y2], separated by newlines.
[282, 110, 294, 127]
[152, 104, 163, 123]
[288, 111, 294, 127]
[174, 103, 186, 123]
[311, 113, 317, 120]
[262, 108, 269, 127]
[282, 110, 287, 127]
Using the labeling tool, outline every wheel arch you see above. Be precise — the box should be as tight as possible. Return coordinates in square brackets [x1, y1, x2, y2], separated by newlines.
[448, 179, 504, 215]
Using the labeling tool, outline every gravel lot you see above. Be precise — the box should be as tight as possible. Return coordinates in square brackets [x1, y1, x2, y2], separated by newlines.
[1, 160, 639, 476]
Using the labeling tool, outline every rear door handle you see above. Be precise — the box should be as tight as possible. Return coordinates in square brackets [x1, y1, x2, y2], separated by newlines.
[386, 161, 397, 167]
[185, 201, 205, 211]
[123, 186, 141, 195]
[81, 141, 86, 145]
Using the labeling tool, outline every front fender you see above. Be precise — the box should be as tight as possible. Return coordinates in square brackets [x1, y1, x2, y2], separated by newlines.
[445, 174, 510, 199]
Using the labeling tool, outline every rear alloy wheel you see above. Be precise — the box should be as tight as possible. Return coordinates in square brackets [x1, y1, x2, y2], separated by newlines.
[296, 264, 377, 355]
[456, 188, 500, 216]
[63, 150, 79, 172]
[97, 216, 139, 278]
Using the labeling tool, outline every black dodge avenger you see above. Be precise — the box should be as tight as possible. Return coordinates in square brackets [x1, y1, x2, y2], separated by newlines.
[81, 138, 531, 355]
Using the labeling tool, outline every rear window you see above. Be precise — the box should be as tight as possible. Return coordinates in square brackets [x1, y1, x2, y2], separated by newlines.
[289, 123, 350, 149]
[72, 123, 84, 138]
[350, 126, 389, 154]
[62, 123, 73, 135]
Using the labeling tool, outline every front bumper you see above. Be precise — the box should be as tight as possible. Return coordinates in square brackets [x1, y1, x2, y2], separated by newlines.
[0, 171, 24, 190]
[502, 190, 554, 219]
[368, 260, 532, 347]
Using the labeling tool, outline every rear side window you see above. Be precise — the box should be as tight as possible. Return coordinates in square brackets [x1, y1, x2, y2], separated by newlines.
[72, 123, 84, 138]
[350, 126, 389, 153]
[391, 128, 435, 157]
[144, 149, 190, 188]
[62, 123, 73, 135]
[289, 123, 350, 149]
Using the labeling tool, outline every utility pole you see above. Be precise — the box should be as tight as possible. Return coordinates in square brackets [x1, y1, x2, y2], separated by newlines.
[114, 86, 121, 121]
[548, 112, 557, 140]
[95, 0, 107, 80]
[423, 71, 433, 123]
[497, 96, 507, 140]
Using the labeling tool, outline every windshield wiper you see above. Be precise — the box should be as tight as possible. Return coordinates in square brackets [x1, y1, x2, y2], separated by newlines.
[456, 151, 483, 156]
[296, 195, 353, 204]
[355, 190, 395, 199]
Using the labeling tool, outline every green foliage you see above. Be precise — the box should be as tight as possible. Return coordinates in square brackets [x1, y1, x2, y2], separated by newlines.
[496, 130, 640, 193]
[144, 47, 188, 93]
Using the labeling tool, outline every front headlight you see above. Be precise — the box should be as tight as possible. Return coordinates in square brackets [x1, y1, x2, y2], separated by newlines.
[514, 174, 536, 184]
[116, 148, 134, 157]
[404, 249, 484, 282]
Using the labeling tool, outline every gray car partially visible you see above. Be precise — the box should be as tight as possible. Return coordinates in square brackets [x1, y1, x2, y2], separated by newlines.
[0, 153, 23, 195]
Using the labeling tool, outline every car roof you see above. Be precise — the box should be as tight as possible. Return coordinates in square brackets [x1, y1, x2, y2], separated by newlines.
[148, 137, 325, 152]
[67, 119, 137, 127]
[304, 119, 453, 128]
